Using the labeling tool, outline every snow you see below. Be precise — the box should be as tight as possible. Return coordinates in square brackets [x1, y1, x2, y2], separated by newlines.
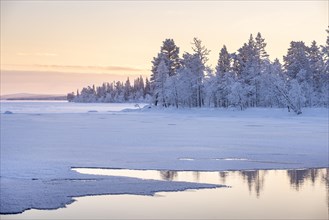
[0, 102, 328, 214]
[0, 101, 146, 114]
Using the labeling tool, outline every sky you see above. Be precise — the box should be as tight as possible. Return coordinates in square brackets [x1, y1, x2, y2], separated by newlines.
[1, 1, 328, 95]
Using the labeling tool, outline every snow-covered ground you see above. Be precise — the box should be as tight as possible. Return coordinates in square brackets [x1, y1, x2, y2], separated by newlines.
[0, 100, 146, 114]
[0, 102, 328, 214]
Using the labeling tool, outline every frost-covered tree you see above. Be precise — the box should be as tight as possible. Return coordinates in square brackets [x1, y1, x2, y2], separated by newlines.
[228, 80, 247, 110]
[124, 78, 132, 101]
[287, 79, 303, 114]
[77, 85, 97, 102]
[216, 45, 231, 76]
[151, 39, 181, 106]
[164, 74, 179, 108]
[255, 32, 269, 61]
[154, 60, 169, 107]
[191, 37, 211, 66]
[320, 29, 329, 106]
[69, 31, 328, 112]
[233, 34, 260, 107]
[70, 76, 150, 103]
[322, 28, 329, 70]
[131, 76, 145, 101]
[308, 41, 323, 96]
[214, 45, 234, 107]
[67, 92, 75, 102]
[151, 39, 181, 79]
[176, 67, 194, 107]
[144, 77, 152, 98]
[284, 41, 311, 80]
[283, 41, 319, 107]
[181, 52, 205, 107]
[258, 59, 284, 107]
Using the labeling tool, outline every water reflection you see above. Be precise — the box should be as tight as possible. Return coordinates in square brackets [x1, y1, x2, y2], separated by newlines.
[238, 170, 267, 198]
[160, 171, 178, 181]
[74, 167, 328, 199]
[287, 169, 318, 190]
[4, 168, 328, 219]
[320, 168, 329, 215]
[218, 171, 228, 184]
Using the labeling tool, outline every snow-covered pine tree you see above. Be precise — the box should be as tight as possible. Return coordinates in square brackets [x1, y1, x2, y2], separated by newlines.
[124, 78, 132, 101]
[228, 80, 247, 110]
[144, 77, 152, 99]
[283, 41, 311, 80]
[283, 41, 312, 107]
[214, 45, 233, 107]
[255, 32, 269, 61]
[176, 67, 194, 107]
[258, 59, 286, 108]
[216, 45, 231, 75]
[233, 34, 259, 107]
[322, 28, 329, 70]
[154, 59, 169, 107]
[320, 29, 329, 106]
[151, 39, 180, 78]
[305, 41, 324, 106]
[67, 92, 75, 102]
[132, 76, 145, 101]
[164, 74, 179, 108]
[191, 37, 211, 66]
[151, 39, 181, 106]
[190, 38, 211, 107]
[78, 86, 97, 102]
[254, 33, 271, 106]
[181, 52, 205, 107]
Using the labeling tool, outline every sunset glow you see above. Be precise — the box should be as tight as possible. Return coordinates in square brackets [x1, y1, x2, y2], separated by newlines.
[1, 1, 327, 95]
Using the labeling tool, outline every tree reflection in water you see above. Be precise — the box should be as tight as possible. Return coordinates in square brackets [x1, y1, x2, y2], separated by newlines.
[219, 171, 228, 184]
[160, 170, 178, 181]
[239, 170, 267, 198]
[159, 168, 328, 213]
[193, 172, 200, 182]
[157, 168, 327, 208]
[287, 169, 319, 190]
[286, 168, 328, 216]
[227, 168, 327, 200]
[321, 168, 329, 215]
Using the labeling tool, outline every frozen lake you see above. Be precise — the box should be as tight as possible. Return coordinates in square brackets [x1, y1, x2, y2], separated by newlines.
[0, 100, 145, 113]
[1, 101, 328, 218]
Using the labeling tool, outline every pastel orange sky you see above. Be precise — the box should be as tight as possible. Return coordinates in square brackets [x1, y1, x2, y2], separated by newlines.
[1, 1, 328, 95]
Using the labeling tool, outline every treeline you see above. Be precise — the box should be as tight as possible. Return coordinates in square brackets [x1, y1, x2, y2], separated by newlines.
[68, 30, 328, 114]
[67, 76, 152, 103]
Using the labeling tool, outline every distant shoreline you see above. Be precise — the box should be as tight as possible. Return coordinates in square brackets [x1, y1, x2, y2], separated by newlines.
[0, 93, 67, 101]
[3, 96, 67, 101]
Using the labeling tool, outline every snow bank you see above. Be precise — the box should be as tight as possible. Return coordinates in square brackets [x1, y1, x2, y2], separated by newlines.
[1, 107, 328, 214]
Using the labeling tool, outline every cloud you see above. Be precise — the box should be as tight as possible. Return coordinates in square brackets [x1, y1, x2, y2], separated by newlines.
[0, 64, 150, 75]
[35, 53, 58, 56]
[16, 53, 32, 56]
[16, 52, 58, 56]
[165, 10, 185, 15]
[32, 64, 146, 72]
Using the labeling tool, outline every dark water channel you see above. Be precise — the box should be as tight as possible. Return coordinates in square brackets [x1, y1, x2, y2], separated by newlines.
[4, 168, 328, 219]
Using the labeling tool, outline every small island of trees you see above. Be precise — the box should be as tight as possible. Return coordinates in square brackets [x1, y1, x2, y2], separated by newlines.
[68, 30, 329, 114]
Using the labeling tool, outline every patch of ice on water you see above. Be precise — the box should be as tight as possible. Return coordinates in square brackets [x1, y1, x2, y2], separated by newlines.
[208, 158, 249, 161]
[178, 158, 195, 161]
[220, 158, 249, 161]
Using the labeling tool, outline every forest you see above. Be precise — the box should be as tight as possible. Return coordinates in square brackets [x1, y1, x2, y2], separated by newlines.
[68, 30, 328, 114]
